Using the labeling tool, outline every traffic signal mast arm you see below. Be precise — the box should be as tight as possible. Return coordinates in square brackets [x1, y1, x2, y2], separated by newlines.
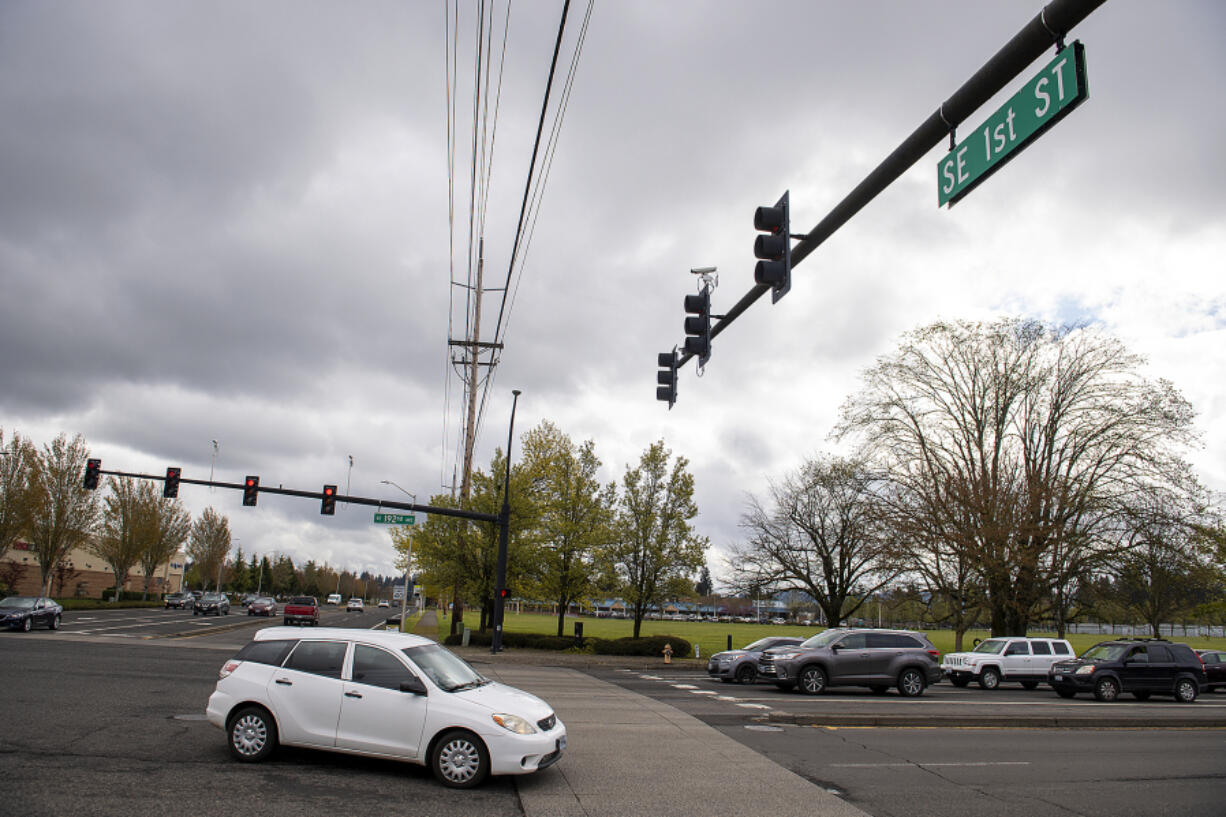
[671, 0, 1106, 371]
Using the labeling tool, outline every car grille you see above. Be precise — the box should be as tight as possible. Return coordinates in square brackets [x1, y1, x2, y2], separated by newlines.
[945, 655, 967, 667]
[537, 714, 556, 732]
[759, 654, 778, 675]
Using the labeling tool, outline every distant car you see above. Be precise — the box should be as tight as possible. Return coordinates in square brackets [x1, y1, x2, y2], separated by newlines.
[1049, 638, 1206, 702]
[247, 597, 278, 617]
[941, 636, 1075, 689]
[206, 627, 566, 788]
[240, 594, 260, 608]
[194, 593, 231, 617]
[762, 628, 942, 697]
[282, 596, 320, 627]
[0, 596, 63, 632]
[327, 593, 343, 605]
[1195, 650, 1226, 692]
[378, 599, 390, 608]
[164, 592, 194, 609]
[347, 598, 365, 612]
[708, 636, 804, 684]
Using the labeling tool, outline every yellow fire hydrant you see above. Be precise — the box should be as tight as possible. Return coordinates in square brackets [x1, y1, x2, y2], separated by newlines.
[663, 643, 674, 664]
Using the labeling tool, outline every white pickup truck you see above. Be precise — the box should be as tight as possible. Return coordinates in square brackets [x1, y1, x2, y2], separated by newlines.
[941, 636, 1075, 689]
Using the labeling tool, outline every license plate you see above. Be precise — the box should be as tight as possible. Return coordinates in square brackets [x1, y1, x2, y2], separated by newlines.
[1054, 675, 1063, 681]
[558, 735, 567, 751]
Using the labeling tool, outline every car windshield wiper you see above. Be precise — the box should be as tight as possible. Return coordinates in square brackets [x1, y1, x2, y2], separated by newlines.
[447, 677, 490, 692]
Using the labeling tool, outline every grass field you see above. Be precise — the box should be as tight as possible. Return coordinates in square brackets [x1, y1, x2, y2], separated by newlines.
[435, 610, 1226, 659]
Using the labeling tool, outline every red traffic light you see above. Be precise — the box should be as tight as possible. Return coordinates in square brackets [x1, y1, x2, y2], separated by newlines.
[321, 484, 337, 515]
[243, 476, 260, 507]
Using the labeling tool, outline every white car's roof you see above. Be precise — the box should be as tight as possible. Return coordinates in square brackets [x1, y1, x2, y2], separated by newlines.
[253, 626, 435, 650]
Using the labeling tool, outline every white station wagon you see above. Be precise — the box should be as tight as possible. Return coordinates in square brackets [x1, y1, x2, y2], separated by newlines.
[206, 627, 566, 787]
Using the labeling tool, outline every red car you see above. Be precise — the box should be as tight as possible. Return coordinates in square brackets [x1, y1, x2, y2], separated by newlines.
[282, 596, 319, 626]
[1197, 650, 1226, 692]
[247, 597, 277, 617]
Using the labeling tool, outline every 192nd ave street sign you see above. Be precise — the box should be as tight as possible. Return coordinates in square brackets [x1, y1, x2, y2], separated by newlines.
[374, 512, 415, 525]
[938, 41, 1088, 206]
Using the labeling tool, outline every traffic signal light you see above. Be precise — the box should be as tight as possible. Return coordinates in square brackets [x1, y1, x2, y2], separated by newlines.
[656, 349, 678, 408]
[83, 459, 101, 490]
[321, 484, 337, 515]
[753, 190, 792, 303]
[497, 588, 511, 600]
[683, 286, 711, 364]
[164, 467, 181, 498]
[243, 476, 259, 506]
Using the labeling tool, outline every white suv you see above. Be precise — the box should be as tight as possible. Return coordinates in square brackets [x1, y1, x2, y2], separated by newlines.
[206, 627, 566, 787]
[941, 636, 1075, 690]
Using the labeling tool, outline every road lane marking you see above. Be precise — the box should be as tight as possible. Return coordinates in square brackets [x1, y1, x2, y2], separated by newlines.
[831, 761, 1030, 768]
[737, 703, 772, 710]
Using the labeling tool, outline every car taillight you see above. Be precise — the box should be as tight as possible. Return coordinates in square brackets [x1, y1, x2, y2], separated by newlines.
[219, 660, 241, 679]
[927, 649, 940, 659]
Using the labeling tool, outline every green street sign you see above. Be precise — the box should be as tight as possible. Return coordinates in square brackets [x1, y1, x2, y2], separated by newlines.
[938, 42, 1088, 206]
[374, 513, 416, 525]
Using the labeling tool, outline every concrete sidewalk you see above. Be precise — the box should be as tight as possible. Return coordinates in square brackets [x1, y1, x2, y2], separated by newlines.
[478, 663, 869, 817]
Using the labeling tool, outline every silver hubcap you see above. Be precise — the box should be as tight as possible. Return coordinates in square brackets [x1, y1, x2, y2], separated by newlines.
[902, 672, 923, 695]
[438, 738, 480, 783]
[802, 670, 824, 693]
[983, 672, 998, 689]
[1099, 680, 1117, 701]
[232, 714, 268, 756]
[1177, 681, 1194, 702]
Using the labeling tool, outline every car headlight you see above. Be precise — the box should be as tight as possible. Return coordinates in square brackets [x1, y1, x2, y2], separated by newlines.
[491, 713, 537, 735]
[1075, 665, 1096, 676]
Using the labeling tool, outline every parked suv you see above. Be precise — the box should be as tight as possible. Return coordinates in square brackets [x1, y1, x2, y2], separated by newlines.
[761, 628, 942, 697]
[707, 636, 804, 684]
[164, 592, 194, 609]
[941, 636, 1074, 689]
[194, 593, 231, 616]
[1048, 638, 1207, 703]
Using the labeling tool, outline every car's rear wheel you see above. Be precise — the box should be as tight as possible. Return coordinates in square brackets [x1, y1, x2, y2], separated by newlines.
[978, 667, 1001, 690]
[1094, 676, 1120, 702]
[897, 668, 926, 697]
[735, 664, 757, 685]
[431, 729, 490, 788]
[799, 665, 827, 695]
[228, 706, 277, 762]
[1174, 678, 1198, 703]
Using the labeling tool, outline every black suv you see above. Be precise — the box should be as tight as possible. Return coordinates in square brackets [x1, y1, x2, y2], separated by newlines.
[760, 628, 942, 697]
[1048, 638, 1206, 703]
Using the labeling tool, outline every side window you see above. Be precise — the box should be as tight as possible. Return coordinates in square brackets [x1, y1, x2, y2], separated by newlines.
[284, 641, 348, 679]
[1053, 642, 1071, 655]
[352, 644, 419, 691]
[865, 633, 893, 649]
[1205, 653, 1221, 665]
[236, 639, 298, 667]
[1147, 645, 1172, 662]
[1031, 641, 1052, 655]
[838, 633, 867, 650]
[1004, 642, 1030, 656]
[1127, 646, 1148, 662]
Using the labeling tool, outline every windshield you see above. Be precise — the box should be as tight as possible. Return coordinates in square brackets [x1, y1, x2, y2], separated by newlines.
[201, 593, 224, 601]
[972, 639, 1008, 654]
[742, 638, 775, 652]
[403, 643, 489, 692]
[255, 598, 275, 605]
[800, 630, 846, 649]
[1082, 643, 1128, 661]
[1, 597, 36, 609]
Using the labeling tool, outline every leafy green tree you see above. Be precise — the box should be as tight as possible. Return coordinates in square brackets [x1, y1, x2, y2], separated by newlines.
[520, 422, 615, 636]
[187, 507, 231, 590]
[136, 487, 191, 599]
[92, 476, 147, 601]
[0, 429, 39, 565]
[27, 433, 99, 595]
[229, 547, 249, 593]
[612, 440, 706, 637]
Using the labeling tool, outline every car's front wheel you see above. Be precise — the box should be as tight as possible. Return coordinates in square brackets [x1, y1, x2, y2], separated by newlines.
[735, 664, 757, 685]
[228, 706, 277, 762]
[1174, 678, 1199, 703]
[799, 665, 827, 695]
[21, 617, 32, 632]
[431, 729, 490, 788]
[49, 614, 60, 630]
[978, 667, 1001, 690]
[898, 668, 927, 697]
[1094, 676, 1120, 702]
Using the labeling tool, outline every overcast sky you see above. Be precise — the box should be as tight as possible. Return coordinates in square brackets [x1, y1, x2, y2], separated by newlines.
[3, 1, 1224, 585]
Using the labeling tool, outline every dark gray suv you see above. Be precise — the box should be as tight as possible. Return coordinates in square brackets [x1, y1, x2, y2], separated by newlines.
[760, 628, 942, 697]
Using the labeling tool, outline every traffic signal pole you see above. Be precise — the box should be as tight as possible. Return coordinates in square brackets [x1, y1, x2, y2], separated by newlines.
[673, 0, 1108, 370]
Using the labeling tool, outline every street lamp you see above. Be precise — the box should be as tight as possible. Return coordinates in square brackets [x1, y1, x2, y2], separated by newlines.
[381, 480, 417, 633]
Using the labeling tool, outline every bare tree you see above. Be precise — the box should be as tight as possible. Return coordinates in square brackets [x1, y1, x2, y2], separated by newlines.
[837, 319, 1198, 636]
[187, 507, 231, 590]
[730, 456, 896, 629]
[27, 433, 100, 595]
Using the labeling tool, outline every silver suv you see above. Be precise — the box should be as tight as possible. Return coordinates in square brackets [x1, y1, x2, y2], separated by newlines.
[760, 628, 942, 697]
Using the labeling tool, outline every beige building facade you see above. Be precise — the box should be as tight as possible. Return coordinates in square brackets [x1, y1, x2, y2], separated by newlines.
[1, 540, 187, 599]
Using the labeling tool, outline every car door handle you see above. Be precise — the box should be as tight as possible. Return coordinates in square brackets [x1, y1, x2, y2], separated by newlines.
[275, 679, 293, 686]
[344, 691, 363, 699]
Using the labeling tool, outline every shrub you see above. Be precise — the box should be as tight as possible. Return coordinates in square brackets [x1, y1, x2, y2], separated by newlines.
[591, 635, 691, 658]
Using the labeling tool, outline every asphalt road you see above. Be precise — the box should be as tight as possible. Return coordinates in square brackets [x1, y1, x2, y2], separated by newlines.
[51, 601, 394, 640]
[0, 630, 521, 817]
[589, 667, 1226, 817]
